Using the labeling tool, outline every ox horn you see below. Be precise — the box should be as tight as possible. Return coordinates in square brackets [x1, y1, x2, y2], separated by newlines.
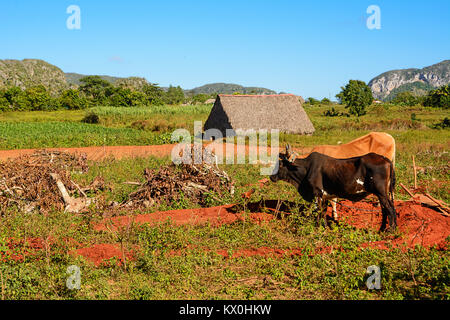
[285, 144, 297, 163]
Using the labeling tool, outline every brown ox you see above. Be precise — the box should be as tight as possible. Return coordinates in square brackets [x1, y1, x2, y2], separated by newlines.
[292, 132, 396, 220]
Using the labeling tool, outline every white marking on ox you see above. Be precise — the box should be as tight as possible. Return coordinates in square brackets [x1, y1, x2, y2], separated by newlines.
[356, 179, 364, 186]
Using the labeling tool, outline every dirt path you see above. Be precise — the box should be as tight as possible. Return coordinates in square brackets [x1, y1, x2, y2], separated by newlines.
[0, 143, 313, 162]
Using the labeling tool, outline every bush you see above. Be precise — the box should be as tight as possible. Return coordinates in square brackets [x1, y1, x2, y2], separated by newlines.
[163, 86, 185, 105]
[391, 91, 419, 106]
[306, 97, 320, 105]
[424, 85, 450, 109]
[0, 90, 9, 111]
[321, 98, 331, 104]
[431, 117, 450, 129]
[336, 80, 373, 116]
[191, 94, 210, 104]
[323, 107, 348, 117]
[22, 85, 52, 111]
[59, 89, 88, 110]
[81, 112, 100, 124]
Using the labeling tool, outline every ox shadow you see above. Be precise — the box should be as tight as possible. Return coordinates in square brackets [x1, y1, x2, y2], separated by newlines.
[229, 199, 309, 218]
[229, 199, 340, 227]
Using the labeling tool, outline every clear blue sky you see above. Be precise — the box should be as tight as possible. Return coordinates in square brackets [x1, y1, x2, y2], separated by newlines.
[1, 0, 449, 99]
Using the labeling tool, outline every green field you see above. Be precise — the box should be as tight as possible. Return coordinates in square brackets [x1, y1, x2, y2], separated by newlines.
[0, 103, 449, 300]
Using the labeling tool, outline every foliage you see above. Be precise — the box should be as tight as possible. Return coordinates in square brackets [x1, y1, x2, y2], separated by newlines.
[424, 84, 450, 109]
[323, 107, 348, 117]
[391, 91, 419, 106]
[431, 117, 450, 129]
[142, 84, 165, 106]
[78, 76, 113, 106]
[58, 89, 88, 110]
[163, 86, 185, 105]
[191, 93, 210, 104]
[385, 81, 435, 102]
[336, 80, 373, 116]
[22, 85, 54, 111]
[108, 87, 147, 107]
[81, 112, 100, 124]
[307, 97, 321, 105]
[321, 98, 331, 104]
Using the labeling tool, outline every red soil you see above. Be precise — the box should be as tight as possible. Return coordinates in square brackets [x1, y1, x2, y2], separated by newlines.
[0, 143, 310, 162]
[93, 204, 275, 232]
[73, 243, 135, 267]
[330, 200, 450, 250]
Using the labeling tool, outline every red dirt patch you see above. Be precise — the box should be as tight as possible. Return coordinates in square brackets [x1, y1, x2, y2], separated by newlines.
[331, 200, 450, 250]
[94, 204, 275, 231]
[70, 200, 450, 264]
[0, 143, 306, 162]
[73, 243, 135, 267]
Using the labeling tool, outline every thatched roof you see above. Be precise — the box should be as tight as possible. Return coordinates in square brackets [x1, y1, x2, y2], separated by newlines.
[204, 94, 315, 136]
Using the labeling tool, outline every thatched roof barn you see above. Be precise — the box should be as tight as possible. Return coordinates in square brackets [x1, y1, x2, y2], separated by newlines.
[203, 94, 315, 136]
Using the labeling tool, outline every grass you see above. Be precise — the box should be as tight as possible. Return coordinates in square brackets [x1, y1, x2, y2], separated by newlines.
[0, 102, 449, 300]
[0, 156, 448, 300]
[0, 122, 173, 149]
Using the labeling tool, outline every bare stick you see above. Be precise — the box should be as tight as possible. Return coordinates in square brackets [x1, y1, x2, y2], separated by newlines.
[399, 183, 414, 198]
[50, 173, 72, 205]
[71, 180, 87, 198]
[412, 156, 417, 189]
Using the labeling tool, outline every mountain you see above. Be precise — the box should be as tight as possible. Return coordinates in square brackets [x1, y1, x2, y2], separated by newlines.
[0, 59, 279, 96]
[185, 83, 277, 96]
[65, 72, 125, 86]
[0, 59, 68, 95]
[368, 60, 450, 100]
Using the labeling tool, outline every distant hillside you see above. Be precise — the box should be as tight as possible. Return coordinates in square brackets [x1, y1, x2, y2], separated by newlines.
[185, 83, 277, 96]
[1, 59, 280, 96]
[0, 59, 68, 95]
[384, 81, 436, 101]
[65, 72, 125, 86]
[368, 60, 450, 100]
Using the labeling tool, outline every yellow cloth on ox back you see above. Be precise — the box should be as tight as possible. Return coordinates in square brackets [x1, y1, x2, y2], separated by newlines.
[295, 132, 396, 163]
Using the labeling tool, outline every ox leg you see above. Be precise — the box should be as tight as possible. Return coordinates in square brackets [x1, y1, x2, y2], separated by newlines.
[315, 197, 329, 227]
[378, 196, 397, 232]
[331, 198, 338, 221]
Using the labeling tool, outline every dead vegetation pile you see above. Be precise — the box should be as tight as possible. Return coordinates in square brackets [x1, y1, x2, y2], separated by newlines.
[124, 148, 234, 209]
[0, 150, 89, 214]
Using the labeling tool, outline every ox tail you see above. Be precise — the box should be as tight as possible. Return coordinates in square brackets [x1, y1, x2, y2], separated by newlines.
[389, 160, 396, 203]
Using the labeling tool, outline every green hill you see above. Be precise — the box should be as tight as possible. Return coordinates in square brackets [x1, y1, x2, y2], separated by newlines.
[368, 60, 450, 100]
[185, 83, 277, 96]
[0, 59, 68, 95]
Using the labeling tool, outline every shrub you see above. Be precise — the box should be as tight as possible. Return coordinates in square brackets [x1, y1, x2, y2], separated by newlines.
[391, 91, 419, 106]
[59, 89, 88, 110]
[22, 85, 52, 111]
[81, 112, 100, 124]
[424, 85, 450, 109]
[307, 97, 320, 105]
[431, 117, 450, 129]
[323, 107, 348, 117]
[321, 98, 331, 104]
[191, 94, 210, 104]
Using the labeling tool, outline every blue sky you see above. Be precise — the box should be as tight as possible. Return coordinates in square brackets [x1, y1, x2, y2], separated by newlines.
[1, 0, 449, 99]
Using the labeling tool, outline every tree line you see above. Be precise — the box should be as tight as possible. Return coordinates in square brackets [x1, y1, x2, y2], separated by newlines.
[306, 80, 449, 116]
[0, 76, 217, 112]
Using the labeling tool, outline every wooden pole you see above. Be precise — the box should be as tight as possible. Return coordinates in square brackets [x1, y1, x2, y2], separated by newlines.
[412, 155, 417, 189]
